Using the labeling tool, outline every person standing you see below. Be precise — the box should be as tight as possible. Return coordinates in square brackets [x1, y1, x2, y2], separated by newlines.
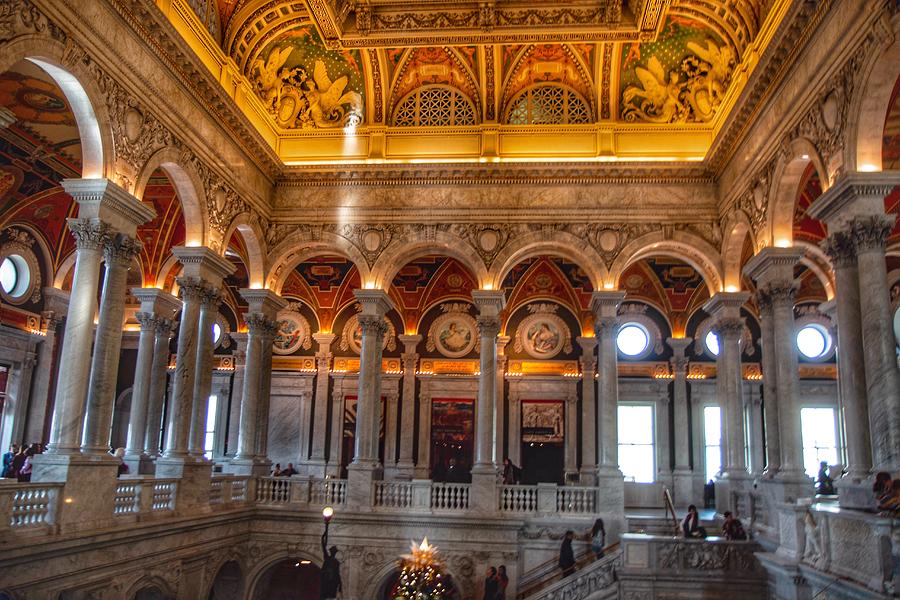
[558, 530, 576, 577]
[721, 511, 747, 540]
[495, 565, 509, 599]
[2, 444, 18, 478]
[589, 518, 606, 558]
[17, 447, 34, 482]
[682, 505, 706, 539]
[484, 566, 498, 600]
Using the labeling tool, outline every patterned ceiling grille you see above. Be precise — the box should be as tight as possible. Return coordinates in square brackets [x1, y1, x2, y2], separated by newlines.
[393, 85, 478, 127]
[187, 0, 221, 42]
[505, 85, 592, 125]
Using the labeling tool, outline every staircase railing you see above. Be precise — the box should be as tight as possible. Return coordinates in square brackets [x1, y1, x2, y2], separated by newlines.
[516, 541, 620, 600]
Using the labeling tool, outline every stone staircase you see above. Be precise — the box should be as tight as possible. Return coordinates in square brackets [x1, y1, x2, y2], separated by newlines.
[516, 542, 621, 600]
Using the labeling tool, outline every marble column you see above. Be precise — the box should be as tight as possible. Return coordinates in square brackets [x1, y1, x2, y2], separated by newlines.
[397, 334, 420, 477]
[254, 323, 277, 463]
[745, 248, 809, 491]
[81, 234, 143, 454]
[347, 289, 392, 507]
[188, 287, 223, 458]
[144, 317, 175, 458]
[305, 332, 335, 476]
[228, 289, 285, 476]
[564, 390, 578, 483]
[755, 289, 781, 476]
[577, 336, 598, 484]
[157, 247, 234, 478]
[124, 288, 180, 473]
[225, 332, 247, 457]
[471, 289, 505, 513]
[383, 389, 400, 478]
[591, 292, 625, 480]
[495, 335, 510, 464]
[704, 292, 752, 513]
[326, 383, 346, 477]
[24, 289, 67, 445]
[668, 337, 693, 505]
[507, 388, 522, 467]
[809, 172, 900, 474]
[745, 383, 766, 477]
[416, 391, 432, 479]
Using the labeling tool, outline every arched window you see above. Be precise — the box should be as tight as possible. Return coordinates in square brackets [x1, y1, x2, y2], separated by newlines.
[505, 84, 592, 125]
[393, 85, 478, 127]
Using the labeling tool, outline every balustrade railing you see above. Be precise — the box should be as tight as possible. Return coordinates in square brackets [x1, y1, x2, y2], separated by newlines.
[151, 480, 177, 512]
[374, 480, 413, 509]
[556, 486, 596, 514]
[257, 477, 292, 504]
[499, 485, 538, 513]
[209, 475, 249, 507]
[5, 484, 60, 530]
[310, 478, 346, 506]
[114, 482, 140, 514]
[431, 482, 469, 511]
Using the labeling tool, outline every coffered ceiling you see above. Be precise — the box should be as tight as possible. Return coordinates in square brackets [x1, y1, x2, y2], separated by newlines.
[164, 0, 790, 165]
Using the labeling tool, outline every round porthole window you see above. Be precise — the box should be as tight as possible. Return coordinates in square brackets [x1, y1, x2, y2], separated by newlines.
[212, 322, 222, 345]
[0, 254, 30, 300]
[617, 323, 650, 357]
[797, 324, 831, 360]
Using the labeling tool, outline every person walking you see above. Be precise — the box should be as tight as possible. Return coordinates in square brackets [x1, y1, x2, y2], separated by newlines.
[483, 566, 498, 600]
[495, 565, 509, 599]
[558, 530, 576, 577]
[589, 518, 606, 559]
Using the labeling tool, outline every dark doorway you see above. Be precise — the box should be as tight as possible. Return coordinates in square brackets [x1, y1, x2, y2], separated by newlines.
[430, 398, 474, 482]
[521, 443, 565, 484]
[252, 560, 320, 600]
[208, 560, 243, 599]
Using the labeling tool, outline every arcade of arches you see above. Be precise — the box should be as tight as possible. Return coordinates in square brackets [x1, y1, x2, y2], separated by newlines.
[0, 0, 898, 599]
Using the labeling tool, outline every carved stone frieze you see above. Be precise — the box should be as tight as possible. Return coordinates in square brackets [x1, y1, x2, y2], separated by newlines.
[0, 0, 65, 43]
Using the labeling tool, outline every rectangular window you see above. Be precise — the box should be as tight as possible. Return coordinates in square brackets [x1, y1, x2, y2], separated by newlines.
[703, 406, 722, 483]
[617, 405, 654, 483]
[204, 395, 217, 459]
[800, 407, 838, 478]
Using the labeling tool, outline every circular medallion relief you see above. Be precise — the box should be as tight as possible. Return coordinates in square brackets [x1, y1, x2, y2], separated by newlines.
[272, 311, 312, 355]
[362, 229, 382, 252]
[598, 230, 618, 253]
[478, 229, 500, 252]
[514, 311, 572, 360]
[341, 314, 396, 354]
[427, 311, 478, 358]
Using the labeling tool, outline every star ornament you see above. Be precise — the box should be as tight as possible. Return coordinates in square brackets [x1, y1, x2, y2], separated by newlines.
[399, 537, 445, 571]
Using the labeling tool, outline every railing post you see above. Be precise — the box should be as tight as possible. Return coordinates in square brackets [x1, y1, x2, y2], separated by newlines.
[537, 483, 557, 516]
[412, 479, 431, 511]
[0, 485, 13, 534]
[138, 480, 155, 515]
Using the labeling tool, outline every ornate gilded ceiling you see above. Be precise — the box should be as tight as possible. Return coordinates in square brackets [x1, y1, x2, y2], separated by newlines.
[167, 0, 788, 163]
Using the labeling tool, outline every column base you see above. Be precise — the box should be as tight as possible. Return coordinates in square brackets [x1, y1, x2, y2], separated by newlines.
[226, 457, 271, 477]
[835, 475, 876, 510]
[579, 466, 597, 485]
[470, 468, 498, 515]
[301, 458, 328, 479]
[714, 471, 754, 515]
[595, 467, 625, 508]
[155, 457, 213, 514]
[30, 453, 119, 533]
[395, 460, 415, 479]
[346, 461, 382, 508]
[770, 469, 814, 504]
[672, 468, 694, 508]
[412, 465, 430, 479]
[123, 452, 156, 475]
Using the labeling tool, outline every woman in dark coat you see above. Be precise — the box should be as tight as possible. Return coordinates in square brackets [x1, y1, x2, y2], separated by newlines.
[558, 530, 576, 577]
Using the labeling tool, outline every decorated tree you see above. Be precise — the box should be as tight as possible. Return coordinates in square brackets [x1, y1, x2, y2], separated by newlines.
[392, 538, 451, 599]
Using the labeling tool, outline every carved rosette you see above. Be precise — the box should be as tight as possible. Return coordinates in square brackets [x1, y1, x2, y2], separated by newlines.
[851, 214, 894, 253]
[67, 218, 110, 251]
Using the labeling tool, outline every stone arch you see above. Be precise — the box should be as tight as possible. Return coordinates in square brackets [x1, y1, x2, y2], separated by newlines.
[245, 550, 320, 600]
[720, 210, 753, 291]
[371, 233, 488, 290]
[363, 558, 463, 600]
[206, 558, 245, 600]
[848, 15, 900, 172]
[609, 232, 723, 296]
[488, 231, 608, 291]
[52, 251, 77, 290]
[0, 36, 112, 179]
[767, 138, 828, 247]
[124, 575, 176, 600]
[794, 240, 836, 300]
[267, 232, 371, 293]
[222, 213, 266, 288]
[133, 147, 208, 248]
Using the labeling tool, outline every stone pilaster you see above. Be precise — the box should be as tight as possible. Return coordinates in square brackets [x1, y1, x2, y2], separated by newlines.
[577, 336, 598, 484]
[188, 286, 223, 458]
[124, 288, 180, 474]
[563, 390, 578, 483]
[704, 292, 752, 514]
[755, 289, 781, 476]
[495, 335, 509, 465]
[305, 332, 335, 476]
[808, 172, 900, 474]
[415, 390, 433, 479]
[347, 289, 392, 508]
[224, 332, 247, 457]
[668, 337, 693, 505]
[397, 334, 421, 477]
[745, 248, 809, 496]
[24, 287, 67, 445]
[228, 289, 285, 476]
[383, 389, 400, 479]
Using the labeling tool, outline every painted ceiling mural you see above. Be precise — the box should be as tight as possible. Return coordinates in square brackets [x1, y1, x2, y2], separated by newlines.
[389, 256, 477, 334]
[793, 163, 828, 245]
[282, 256, 361, 332]
[215, 0, 767, 130]
[619, 257, 709, 337]
[140, 170, 186, 288]
[882, 73, 900, 244]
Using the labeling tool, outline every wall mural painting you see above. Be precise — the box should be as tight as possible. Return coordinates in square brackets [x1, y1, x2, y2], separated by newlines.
[514, 304, 572, 360]
[620, 16, 735, 123]
[426, 303, 478, 358]
[272, 306, 313, 355]
[390, 47, 480, 116]
[521, 401, 564, 444]
[503, 44, 594, 115]
[430, 398, 475, 478]
[250, 27, 364, 129]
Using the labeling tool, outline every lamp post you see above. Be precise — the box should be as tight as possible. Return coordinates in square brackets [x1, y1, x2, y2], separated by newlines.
[322, 505, 334, 546]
